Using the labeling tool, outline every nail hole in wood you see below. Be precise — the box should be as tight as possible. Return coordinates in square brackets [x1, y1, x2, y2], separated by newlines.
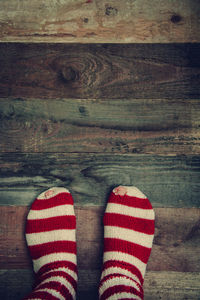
[83, 18, 89, 23]
[171, 14, 182, 23]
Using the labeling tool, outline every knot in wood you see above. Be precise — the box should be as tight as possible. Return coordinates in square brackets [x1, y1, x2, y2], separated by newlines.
[105, 6, 118, 16]
[171, 14, 182, 23]
[61, 66, 77, 82]
[83, 18, 89, 23]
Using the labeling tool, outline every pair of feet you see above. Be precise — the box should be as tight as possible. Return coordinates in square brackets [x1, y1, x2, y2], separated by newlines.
[24, 186, 155, 300]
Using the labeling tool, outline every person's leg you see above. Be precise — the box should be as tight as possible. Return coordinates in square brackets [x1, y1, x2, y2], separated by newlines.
[99, 186, 155, 300]
[23, 187, 77, 300]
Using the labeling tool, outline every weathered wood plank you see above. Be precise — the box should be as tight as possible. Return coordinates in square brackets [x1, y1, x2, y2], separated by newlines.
[0, 270, 200, 300]
[0, 43, 200, 99]
[77, 271, 200, 300]
[143, 271, 200, 300]
[0, 206, 200, 272]
[0, 98, 199, 154]
[0, 0, 199, 43]
[0, 153, 199, 207]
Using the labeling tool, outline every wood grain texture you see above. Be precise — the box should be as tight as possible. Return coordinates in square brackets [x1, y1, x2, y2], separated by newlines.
[0, 270, 200, 300]
[0, 153, 199, 207]
[0, 98, 199, 154]
[0, 43, 200, 99]
[0, 206, 200, 272]
[0, 0, 199, 43]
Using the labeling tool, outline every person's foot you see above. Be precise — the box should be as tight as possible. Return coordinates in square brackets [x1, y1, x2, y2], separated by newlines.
[24, 187, 77, 300]
[99, 186, 155, 300]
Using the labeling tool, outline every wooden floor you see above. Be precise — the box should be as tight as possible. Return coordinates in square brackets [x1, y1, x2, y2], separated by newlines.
[0, 1, 200, 299]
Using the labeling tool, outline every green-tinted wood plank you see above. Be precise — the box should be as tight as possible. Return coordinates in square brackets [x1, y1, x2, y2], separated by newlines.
[0, 153, 199, 207]
[0, 98, 199, 154]
[0, 43, 200, 99]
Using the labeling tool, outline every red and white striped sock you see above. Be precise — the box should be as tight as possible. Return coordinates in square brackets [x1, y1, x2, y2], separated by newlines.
[99, 186, 155, 300]
[23, 187, 77, 300]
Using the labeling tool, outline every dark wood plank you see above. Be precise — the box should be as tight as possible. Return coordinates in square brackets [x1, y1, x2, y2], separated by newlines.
[0, 153, 199, 207]
[1, 270, 200, 300]
[0, 206, 199, 272]
[0, 98, 199, 154]
[77, 270, 200, 300]
[0, 0, 199, 43]
[0, 44, 200, 99]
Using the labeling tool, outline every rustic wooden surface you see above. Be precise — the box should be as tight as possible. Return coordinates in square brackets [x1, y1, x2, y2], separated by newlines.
[0, 0, 200, 43]
[0, 153, 199, 207]
[0, 97, 199, 154]
[0, 43, 200, 100]
[0, 206, 200, 272]
[0, 5, 200, 298]
[0, 269, 200, 300]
